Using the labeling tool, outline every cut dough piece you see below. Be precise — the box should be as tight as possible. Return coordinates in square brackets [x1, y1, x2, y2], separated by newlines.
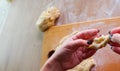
[36, 7, 60, 32]
[89, 35, 110, 49]
[111, 33, 120, 44]
[67, 57, 95, 71]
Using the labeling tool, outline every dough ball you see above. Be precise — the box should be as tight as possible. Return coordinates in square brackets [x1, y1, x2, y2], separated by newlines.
[67, 57, 95, 71]
[36, 7, 60, 32]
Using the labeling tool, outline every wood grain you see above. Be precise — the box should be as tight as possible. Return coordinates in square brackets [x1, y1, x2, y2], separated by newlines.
[41, 17, 120, 71]
[0, 0, 120, 71]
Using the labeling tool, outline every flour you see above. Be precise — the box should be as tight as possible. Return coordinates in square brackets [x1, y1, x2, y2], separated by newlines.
[71, 21, 118, 34]
[43, 0, 120, 25]
[102, 0, 119, 17]
[71, 22, 105, 32]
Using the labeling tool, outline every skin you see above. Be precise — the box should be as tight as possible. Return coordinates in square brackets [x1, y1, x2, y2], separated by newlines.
[41, 27, 120, 71]
[109, 27, 120, 54]
[41, 29, 99, 71]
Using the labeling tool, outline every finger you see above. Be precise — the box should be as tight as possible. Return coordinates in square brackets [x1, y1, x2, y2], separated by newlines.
[110, 27, 120, 34]
[88, 34, 101, 40]
[66, 39, 89, 51]
[109, 34, 120, 47]
[111, 46, 120, 54]
[109, 42, 120, 47]
[72, 29, 99, 40]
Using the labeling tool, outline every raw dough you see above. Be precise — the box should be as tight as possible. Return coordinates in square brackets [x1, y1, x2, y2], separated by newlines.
[36, 7, 60, 32]
[89, 35, 110, 49]
[67, 57, 95, 71]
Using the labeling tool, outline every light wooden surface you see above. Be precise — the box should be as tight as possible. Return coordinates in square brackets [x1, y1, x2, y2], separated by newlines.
[41, 17, 120, 71]
[0, 0, 120, 71]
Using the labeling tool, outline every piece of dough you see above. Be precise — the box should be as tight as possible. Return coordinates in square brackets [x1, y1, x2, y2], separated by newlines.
[36, 7, 60, 32]
[89, 35, 110, 49]
[67, 57, 95, 71]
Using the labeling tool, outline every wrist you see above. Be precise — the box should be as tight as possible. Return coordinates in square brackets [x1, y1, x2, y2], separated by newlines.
[41, 57, 65, 71]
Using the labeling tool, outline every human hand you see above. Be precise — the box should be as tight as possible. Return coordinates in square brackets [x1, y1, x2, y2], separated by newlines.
[48, 29, 99, 70]
[109, 27, 120, 54]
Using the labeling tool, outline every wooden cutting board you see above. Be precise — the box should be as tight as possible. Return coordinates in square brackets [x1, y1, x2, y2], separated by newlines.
[40, 17, 120, 71]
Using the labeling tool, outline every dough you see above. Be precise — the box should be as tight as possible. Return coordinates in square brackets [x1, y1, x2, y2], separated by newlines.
[89, 35, 110, 49]
[36, 7, 60, 32]
[67, 57, 95, 71]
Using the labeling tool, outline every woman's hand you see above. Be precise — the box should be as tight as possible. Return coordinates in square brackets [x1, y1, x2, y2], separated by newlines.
[109, 27, 120, 54]
[41, 29, 99, 71]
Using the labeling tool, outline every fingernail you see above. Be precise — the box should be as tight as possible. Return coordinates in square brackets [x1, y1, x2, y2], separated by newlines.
[111, 46, 112, 49]
[109, 34, 113, 39]
[109, 31, 111, 34]
[48, 50, 55, 58]
[87, 40, 93, 44]
[98, 29, 100, 32]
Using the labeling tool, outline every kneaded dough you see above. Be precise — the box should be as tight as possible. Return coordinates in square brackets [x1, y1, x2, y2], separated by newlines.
[89, 35, 110, 49]
[36, 7, 60, 32]
[67, 57, 95, 71]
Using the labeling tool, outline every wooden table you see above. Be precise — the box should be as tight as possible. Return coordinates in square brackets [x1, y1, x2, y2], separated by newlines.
[41, 17, 120, 71]
[0, 0, 120, 71]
